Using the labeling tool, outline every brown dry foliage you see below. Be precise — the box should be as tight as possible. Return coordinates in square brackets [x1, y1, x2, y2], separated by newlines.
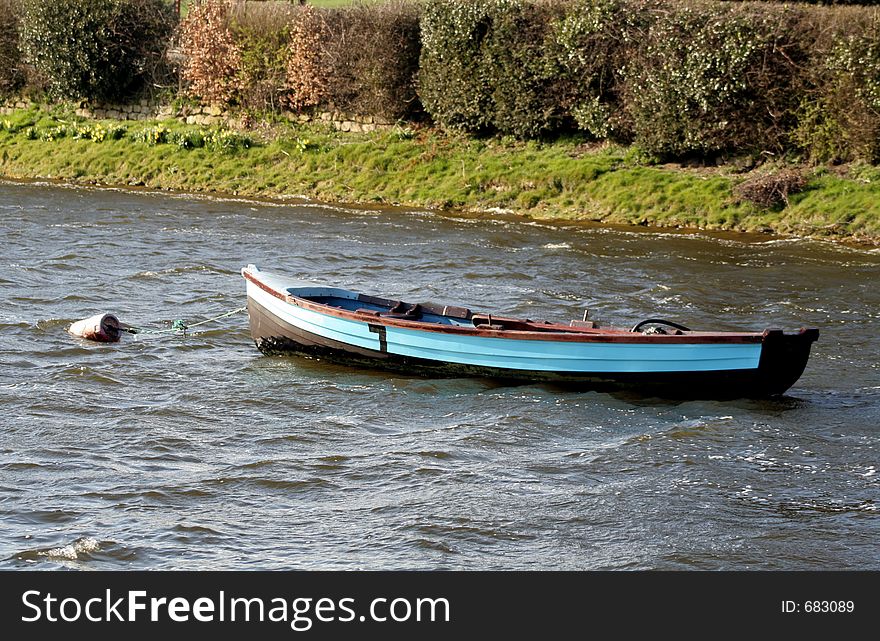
[180, 0, 242, 105]
[283, 5, 327, 112]
[734, 170, 808, 209]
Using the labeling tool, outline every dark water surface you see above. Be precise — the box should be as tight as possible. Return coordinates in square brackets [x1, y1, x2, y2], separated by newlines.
[1, 180, 878, 570]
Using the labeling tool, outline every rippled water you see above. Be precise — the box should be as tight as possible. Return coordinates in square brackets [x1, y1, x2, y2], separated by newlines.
[1, 180, 878, 570]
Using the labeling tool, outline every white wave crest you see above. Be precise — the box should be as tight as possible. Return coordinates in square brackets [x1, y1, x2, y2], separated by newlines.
[43, 537, 100, 560]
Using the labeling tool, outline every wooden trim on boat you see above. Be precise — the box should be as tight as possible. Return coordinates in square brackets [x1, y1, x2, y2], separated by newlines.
[245, 270, 290, 303]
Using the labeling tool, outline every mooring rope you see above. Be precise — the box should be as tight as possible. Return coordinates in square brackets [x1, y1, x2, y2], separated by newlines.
[124, 306, 247, 337]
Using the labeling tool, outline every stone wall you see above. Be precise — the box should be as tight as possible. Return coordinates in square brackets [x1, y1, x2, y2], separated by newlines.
[0, 98, 35, 116]
[76, 100, 176, 122]
[0, 97, 396, 132]
[297, 111, 395, 133]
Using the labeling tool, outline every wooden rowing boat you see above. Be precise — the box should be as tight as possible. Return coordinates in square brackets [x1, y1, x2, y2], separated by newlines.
[242, 264, 818, 398]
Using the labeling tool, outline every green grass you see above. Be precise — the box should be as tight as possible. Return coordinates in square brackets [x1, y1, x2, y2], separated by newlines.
[2, 107, 879, 243]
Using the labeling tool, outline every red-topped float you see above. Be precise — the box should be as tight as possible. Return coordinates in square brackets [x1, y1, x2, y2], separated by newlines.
[68, 313, 122, 342]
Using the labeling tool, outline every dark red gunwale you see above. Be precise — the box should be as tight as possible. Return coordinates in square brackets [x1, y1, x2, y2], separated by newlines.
[243, 269, 768, 345]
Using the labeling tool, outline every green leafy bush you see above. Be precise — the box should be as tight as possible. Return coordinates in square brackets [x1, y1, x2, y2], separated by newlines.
[620, 2, 803, 157]
[551, 0, 641, 140]
[230, 0, 297, 112]
[0, 0, 24, 96]
[419, 0, 497, 132]
[807, 32, 880, 163]
[19, 0, 175, 101]
[419, 0, 626, 138]
[480, 0, 568, 138]
[419, 0, 562, 136]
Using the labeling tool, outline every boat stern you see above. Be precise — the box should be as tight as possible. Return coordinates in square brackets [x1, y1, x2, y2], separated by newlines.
[756, 327, 819, 396]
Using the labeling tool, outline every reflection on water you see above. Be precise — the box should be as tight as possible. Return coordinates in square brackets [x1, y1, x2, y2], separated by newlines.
[1, 180, 878, 570]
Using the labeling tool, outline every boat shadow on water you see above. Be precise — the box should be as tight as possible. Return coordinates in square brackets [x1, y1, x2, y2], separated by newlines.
[252, 349, 816, 411]
[536, 381, 814, 409]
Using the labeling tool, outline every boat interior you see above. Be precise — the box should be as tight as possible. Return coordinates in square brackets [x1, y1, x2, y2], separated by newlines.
[283, 284, 704, 336]
[303, 293, 474, 326]
[300, 292, 600, 333]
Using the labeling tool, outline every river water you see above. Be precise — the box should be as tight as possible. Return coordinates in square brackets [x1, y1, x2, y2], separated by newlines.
[1, 180, 878, 570]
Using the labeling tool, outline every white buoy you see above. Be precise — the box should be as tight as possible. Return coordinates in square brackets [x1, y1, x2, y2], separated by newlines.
[68, 313, 122, 342]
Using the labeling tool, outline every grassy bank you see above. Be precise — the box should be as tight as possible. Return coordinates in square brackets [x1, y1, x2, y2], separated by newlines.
[2, 107, 879, 243]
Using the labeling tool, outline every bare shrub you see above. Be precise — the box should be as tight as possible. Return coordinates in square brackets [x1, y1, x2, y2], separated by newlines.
[734, 170, 808, 209]
[229, 0, 298, 34]
[323, 1, 421, 120]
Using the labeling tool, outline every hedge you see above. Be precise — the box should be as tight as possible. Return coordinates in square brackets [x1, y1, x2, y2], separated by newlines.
[620, 1, 805, 157]
[480, 0, 569, 138]
[19, 0, 175, 102]
[181, 1, 422, 120]
[418, 0, 880, 162]
[229, 0, 297, 112]
[0, 0, 24, 96]
[419, 0, 624, 139]
[180, 0, 243, 105]
[551, 0, 634, 140]
[322, 0, 422, 121]
[4, 0, 880, 164]
[795, 7, 880, 163]
[419, 0, 498, 133]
